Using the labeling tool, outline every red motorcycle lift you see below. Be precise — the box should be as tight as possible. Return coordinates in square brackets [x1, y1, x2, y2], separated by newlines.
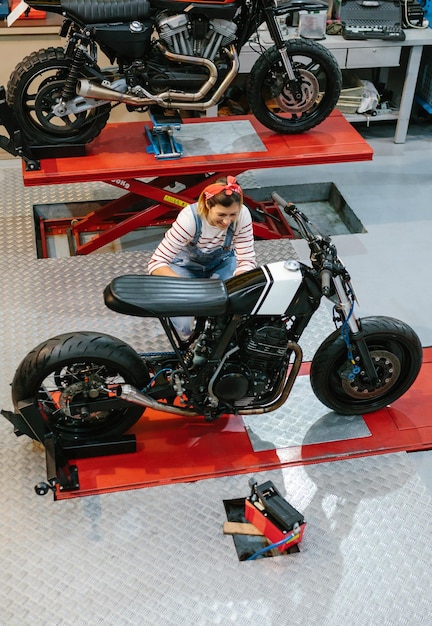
[19, 111, 374, 256]
[3, 348, 431, 500]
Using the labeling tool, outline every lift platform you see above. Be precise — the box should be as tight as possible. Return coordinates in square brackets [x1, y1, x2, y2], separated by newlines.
[18, 111, 373, 255]
[12, 347, 431, 501]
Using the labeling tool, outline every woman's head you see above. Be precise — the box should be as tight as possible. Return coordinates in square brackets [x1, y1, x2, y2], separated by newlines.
[197, 176, 243, 229]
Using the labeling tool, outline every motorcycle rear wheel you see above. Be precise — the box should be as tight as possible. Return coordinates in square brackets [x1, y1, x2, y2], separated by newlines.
[247, 39, 342, 134]
[11, 332, 150, 444]
[310, 316, 422, 415]
[6, 47, 111, 145]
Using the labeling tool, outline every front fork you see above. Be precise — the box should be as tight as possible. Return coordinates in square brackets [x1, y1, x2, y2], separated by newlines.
[333, 276, 379, 386]
[262, 5, 303, 99]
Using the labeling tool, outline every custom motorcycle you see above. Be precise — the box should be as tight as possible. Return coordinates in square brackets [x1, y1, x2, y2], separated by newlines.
[7, 193, 423, 446]
[6, 0, 342, 145]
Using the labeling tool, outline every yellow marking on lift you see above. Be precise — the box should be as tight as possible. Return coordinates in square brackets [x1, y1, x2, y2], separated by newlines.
[163, 195, 189, 207]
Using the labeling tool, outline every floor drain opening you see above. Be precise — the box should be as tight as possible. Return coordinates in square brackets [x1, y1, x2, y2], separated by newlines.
[245, 182, 367, 237]
[33, 182, 365, 258]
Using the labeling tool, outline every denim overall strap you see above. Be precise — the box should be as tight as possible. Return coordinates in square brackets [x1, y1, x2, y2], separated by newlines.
[190, 204, 201, 246]
[223, 221, 235, 250]
[190, 204, 235, 250]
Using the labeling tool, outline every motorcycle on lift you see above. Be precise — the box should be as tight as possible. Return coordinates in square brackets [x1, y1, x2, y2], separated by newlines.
[5, 0, 342, 146]
[5, 193, 423, 451]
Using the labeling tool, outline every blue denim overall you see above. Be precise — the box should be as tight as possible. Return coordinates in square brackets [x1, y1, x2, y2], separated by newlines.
[170, 204, 236, 279]
[170, 204, 236, 337]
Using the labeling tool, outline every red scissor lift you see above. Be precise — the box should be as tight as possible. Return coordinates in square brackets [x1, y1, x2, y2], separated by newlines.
[19, 111, 374, 256]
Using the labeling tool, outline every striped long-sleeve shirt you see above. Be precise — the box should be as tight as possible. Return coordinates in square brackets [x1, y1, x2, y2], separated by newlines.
[148, 204, 256, 275]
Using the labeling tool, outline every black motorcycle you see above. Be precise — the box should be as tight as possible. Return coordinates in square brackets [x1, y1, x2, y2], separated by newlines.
[6, 0, 342, 145]
[7, 193, 423, 446]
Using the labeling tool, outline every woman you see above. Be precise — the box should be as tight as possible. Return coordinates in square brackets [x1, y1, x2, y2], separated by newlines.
[148, 176, 256, 279]
[148, 175, 256, 338]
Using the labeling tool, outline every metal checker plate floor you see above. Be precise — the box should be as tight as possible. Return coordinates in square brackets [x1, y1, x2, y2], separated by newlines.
[0, 163, 431, 625]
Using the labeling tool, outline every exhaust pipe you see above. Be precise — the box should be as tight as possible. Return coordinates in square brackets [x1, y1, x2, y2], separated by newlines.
[76, 44, 239, 111]
[118, 342, 303, 418]
[236, 342, 303, 415]
[77, 80, 146, 105]
[118, 384, 199, 417]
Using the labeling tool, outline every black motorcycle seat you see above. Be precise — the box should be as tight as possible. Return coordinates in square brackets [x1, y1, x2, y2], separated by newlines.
[104, 274, 229, 318]
[62, 0, 151, 24]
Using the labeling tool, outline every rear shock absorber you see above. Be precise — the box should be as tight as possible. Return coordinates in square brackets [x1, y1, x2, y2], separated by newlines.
[61, 44, 88, 101]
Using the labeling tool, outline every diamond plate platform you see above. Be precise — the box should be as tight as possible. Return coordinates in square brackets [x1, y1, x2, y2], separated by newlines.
[244, 376, 371, 451]
[1, 160, 432, 626]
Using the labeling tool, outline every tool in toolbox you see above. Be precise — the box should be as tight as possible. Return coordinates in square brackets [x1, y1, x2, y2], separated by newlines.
[245, 478, 306, 553]
[145, 106, 183, 160]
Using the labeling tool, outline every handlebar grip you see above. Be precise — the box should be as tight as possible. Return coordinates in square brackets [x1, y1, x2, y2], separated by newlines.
[271, 192, 292, 212]
[321, 268, 332, 296]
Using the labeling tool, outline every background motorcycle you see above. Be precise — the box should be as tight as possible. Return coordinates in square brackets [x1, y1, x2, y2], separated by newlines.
[6, 0, 342, 145]
[9, 193, 423, 445]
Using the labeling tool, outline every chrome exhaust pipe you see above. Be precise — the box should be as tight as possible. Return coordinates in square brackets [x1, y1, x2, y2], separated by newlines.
[118, 384, 199, 417]
[77, 80, 148, 105]
[76, 44, 239, 111]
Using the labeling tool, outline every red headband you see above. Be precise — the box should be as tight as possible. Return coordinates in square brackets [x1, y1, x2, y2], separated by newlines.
[203, 176, 242, 200]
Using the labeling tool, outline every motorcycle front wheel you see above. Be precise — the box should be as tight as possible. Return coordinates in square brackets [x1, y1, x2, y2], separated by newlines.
[7, 47, 111, 145]
[247, 38, 342, 134]
[11, 332, 150, 444]
[310, 316, 422, 415]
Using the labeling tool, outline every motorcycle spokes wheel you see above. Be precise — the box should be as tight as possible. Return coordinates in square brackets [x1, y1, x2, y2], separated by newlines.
[6, 47, 111, 145]
[309, 316, 422, 415]
[247, 39, 342, 134]
[11, 332, 149, 443]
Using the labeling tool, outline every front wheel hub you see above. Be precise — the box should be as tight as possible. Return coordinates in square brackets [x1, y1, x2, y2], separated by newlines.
[275, 70, 320, 113]
[341, 349, 401, 399]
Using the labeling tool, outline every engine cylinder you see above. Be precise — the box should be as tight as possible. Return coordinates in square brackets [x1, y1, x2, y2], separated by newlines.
[156, 14, 237, 61]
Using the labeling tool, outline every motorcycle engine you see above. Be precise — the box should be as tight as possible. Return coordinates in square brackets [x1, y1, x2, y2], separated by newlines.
[156, 13, 238, 61]
[212, 320, 291, 406]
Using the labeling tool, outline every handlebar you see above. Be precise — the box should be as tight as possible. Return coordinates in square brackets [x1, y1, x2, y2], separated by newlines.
[271, 191, 312, 241]
[271, 191, 292, 212]
[272, 191, 335, 296]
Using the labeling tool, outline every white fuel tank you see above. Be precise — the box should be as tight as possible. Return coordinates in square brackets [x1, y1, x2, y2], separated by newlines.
[251, 260, 303, 316]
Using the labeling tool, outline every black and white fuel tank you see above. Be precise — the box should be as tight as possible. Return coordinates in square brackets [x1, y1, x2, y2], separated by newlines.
[226, 260, 303, 316]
